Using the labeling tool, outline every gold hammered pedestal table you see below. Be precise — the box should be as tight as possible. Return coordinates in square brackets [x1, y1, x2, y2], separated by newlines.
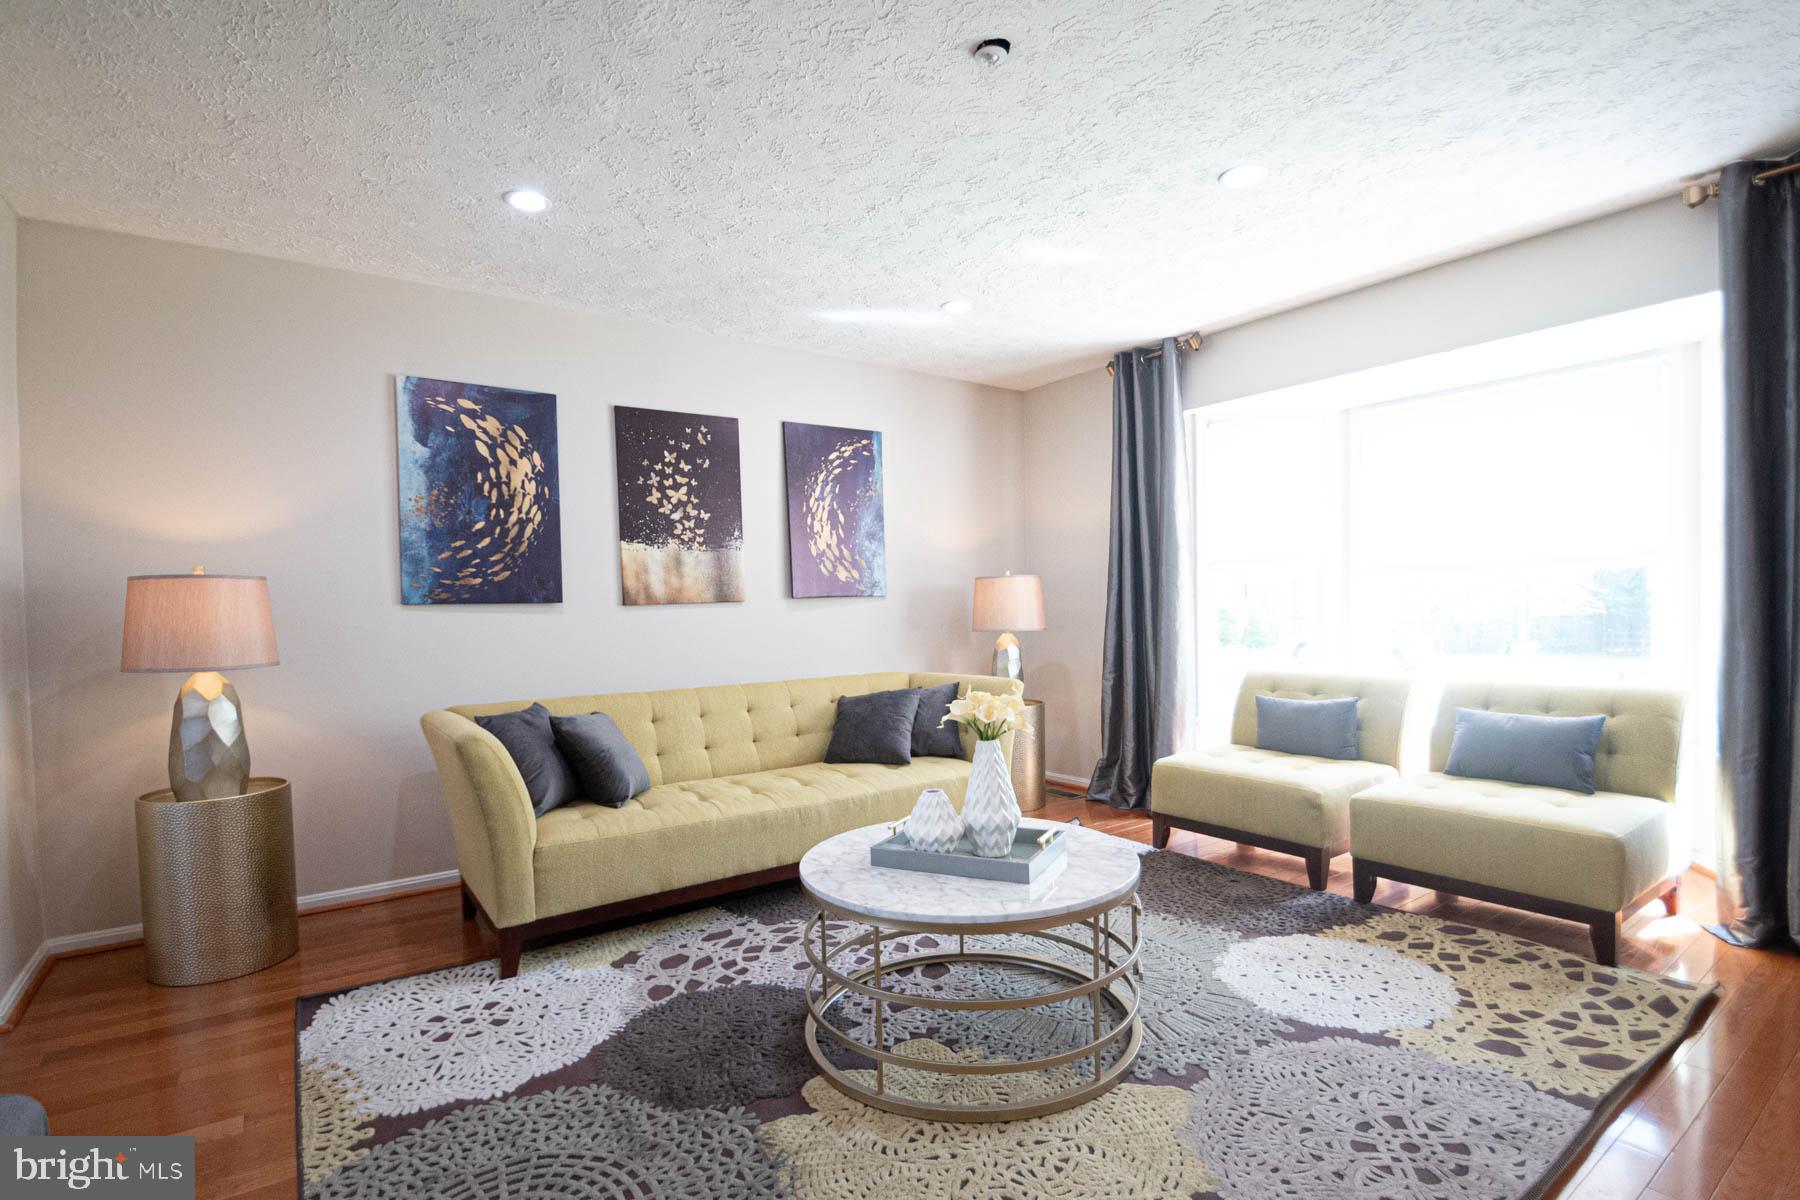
[135, 776, 299, 987]
[798, 818, 1144, 1122]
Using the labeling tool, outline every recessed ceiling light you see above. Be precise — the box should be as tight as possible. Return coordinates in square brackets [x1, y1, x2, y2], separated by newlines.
[504, 188, 551, 213]
[1218, 164, 1269, 190]
[940, 299, 974, 315]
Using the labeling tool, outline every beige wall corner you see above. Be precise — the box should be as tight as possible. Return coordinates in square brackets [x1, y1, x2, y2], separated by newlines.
[1021, 366, 1113, 782]
[0, 195, 48, 1001]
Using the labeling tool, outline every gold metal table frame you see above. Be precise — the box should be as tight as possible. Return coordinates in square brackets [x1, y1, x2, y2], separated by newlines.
[801, 887, 1144, 1122]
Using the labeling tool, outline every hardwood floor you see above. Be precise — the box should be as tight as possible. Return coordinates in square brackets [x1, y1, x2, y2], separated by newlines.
[0, 788, 1793, 1200]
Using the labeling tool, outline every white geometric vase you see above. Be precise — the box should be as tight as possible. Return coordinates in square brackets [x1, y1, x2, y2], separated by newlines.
[962, 739, 1021, 857]
[905, 787, 963, 853]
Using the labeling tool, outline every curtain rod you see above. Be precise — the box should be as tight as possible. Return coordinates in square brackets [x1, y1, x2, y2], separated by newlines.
[1104, 331, 1202, 376]
[1682, 157, 1800, 208]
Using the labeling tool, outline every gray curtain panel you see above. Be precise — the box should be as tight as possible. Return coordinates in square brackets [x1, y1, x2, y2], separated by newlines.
[1716, 154, 1800, 950]
[1088, 338, 1196, 809]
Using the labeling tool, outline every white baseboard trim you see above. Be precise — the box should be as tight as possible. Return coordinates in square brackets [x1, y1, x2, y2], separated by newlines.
[0, 868, 467, 1028]
[299, 868, 461, 912]
[44, 922, 144, 957]
[0, 941, 49, 1028]
[1046, 770, 1090, 791]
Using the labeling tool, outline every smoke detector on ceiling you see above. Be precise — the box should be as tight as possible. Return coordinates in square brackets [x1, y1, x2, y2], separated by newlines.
[973, 38, 1011, 67]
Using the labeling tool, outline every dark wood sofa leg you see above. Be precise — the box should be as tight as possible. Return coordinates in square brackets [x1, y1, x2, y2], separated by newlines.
[1151, 813, 1171, 849]
[1304, 848, 1329, 891]
[461, 883, 477, 921]
[1662, 881, 1680, 916]
[498, 928, 524, 980]
[1589, 912, 1621, 966]
[1352, 859, 1377, 904]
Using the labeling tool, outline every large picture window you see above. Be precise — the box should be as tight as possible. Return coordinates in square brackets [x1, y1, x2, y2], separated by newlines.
[1192, 297, 1721, 860]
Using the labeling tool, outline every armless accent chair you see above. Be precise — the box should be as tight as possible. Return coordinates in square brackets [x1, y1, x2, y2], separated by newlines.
[1351, 682, 1684, 965]
[1150, 672, 1414, 889]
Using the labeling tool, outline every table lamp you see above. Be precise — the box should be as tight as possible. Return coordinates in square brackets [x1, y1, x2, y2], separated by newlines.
[121, 568, 280, 802]
[972, 571, 1045, 682]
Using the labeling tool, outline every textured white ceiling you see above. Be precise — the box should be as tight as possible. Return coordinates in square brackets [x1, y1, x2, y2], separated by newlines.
[2, 2, 1797, 390]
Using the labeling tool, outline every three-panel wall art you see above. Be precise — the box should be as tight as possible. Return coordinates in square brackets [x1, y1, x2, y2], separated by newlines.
[395, 375, 887, 606]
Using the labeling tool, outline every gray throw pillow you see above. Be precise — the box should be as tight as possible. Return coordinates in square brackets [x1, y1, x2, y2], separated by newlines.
[1444, 708, 1606, 793]
[0, 1093, 49, 1136]
[1254, 695, 1360, 760]
[824, 688, 923, 766]
[474, 703, 578, 817]
[911, 682, 964, 758]
[552, 712, 651, 808]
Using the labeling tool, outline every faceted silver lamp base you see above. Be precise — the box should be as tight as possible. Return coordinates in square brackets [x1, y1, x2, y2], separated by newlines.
[169, 670, 252, 802]
[991, 631, 1022, 682]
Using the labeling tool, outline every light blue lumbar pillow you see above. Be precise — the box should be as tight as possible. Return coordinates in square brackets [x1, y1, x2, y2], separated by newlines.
[1254, 695, 1360, 760]
[1443, 708, 1606, 794]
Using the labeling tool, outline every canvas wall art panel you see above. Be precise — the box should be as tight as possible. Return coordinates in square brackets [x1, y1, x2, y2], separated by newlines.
[614, 405, 744, 605]
[395, 375, 562, 605]
[783, 421, 886, 598]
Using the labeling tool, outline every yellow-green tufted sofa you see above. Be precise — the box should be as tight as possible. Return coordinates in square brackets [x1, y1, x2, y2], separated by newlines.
[422, 671, 1022, 976]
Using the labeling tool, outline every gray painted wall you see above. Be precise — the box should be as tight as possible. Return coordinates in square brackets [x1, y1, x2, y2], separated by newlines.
[0, 198, 45, 993]
[15, 221, 1025, 939]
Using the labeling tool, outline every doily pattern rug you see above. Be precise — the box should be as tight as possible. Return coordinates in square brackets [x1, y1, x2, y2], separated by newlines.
[297, 846, 1711, 1199]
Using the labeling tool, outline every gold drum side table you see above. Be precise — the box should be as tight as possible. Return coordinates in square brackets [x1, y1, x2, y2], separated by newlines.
[135, 776, 299, 986]
[1013, 698, 1046, 812]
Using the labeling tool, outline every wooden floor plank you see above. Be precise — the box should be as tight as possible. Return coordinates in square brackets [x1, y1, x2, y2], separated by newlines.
[0, 790, 1790, 1200]
[1708, 1042, 1800, 1198]
[1647, 968, 1800, 1198]
[1568, 1142, 1672, 1200]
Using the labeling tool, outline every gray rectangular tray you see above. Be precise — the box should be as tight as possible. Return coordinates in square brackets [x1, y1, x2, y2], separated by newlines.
[869, 824, 1068, 883]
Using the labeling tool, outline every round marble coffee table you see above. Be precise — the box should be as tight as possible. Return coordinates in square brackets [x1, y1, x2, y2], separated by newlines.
[798, 818, 1143, 1122]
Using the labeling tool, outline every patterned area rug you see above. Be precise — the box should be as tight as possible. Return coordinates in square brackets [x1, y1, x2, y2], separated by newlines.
[295, 848, 1714, 1199]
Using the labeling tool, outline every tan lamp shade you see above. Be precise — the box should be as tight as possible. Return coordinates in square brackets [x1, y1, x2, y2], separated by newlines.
[121, 571, 280, 672]
[972, 573, 1046, 632]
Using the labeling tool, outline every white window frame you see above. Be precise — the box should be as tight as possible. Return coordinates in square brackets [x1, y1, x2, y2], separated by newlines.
[1188, 293, 1723, 867]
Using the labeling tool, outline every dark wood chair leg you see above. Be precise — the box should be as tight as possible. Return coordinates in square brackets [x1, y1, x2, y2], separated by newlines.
[1661, 881, 1680, 916]
[1589, 912, 1621, 966]
[1352, 859, 1377, 904]
[1304, 848, 1328, 891]
[461, 883, 477, 921]
[1151, 813, 1170, 849]
[498, 928, 524, 979]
